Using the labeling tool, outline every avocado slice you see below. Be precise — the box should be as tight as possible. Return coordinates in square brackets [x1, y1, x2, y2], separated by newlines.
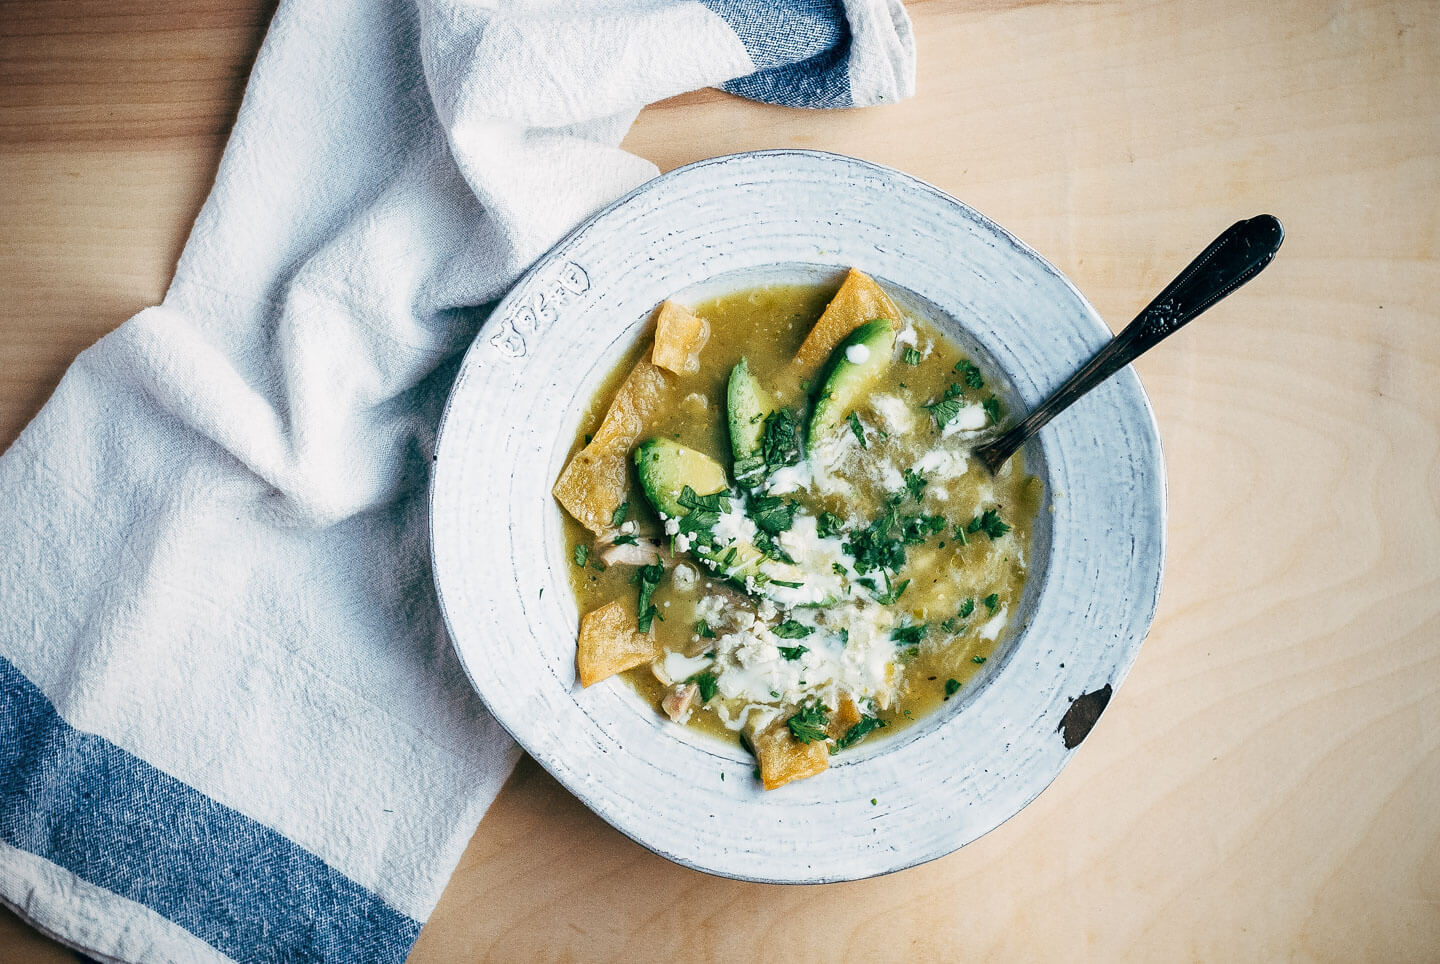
[807, 319, 896, 453]
[634, 437, 729, 517]
[633, 438, 804, 593]
[726, 359, 770, 487]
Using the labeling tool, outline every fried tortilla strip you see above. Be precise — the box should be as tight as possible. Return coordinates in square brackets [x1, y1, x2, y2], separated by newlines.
[829, 694, 862, 738]
[553, 355, 670, 534]
[576, 601, 661, 687]
[753, 718, 830, 790]
[651, 300, 711, 375]
[792, 268, 901, 380]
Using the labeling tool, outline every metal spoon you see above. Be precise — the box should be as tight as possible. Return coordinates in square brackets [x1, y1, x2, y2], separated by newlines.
[975, 214, 1285, 474]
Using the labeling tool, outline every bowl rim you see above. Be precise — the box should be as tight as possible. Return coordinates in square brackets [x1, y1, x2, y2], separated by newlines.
[430, 148, 1167, 883]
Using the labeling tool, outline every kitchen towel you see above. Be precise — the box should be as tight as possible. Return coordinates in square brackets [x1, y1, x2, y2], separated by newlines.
[0, 1, 914, 961]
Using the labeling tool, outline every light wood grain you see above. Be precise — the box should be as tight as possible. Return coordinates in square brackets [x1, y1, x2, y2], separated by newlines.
[3, 0, 1438, 961]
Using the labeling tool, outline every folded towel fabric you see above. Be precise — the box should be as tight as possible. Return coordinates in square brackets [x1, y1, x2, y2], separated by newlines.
[0, 1, 914, 961]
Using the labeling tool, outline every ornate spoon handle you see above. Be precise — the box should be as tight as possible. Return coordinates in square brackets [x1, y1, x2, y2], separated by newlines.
[976, 215, 1285, 474]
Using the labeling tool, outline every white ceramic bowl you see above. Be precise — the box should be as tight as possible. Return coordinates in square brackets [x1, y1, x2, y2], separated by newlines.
[431, 150, 1165, 883]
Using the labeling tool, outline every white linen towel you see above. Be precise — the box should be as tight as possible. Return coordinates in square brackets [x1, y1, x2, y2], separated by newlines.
[0, 1, 914, 960]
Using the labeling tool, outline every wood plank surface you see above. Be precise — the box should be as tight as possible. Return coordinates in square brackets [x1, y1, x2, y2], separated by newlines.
[2, 0, 1437, 960]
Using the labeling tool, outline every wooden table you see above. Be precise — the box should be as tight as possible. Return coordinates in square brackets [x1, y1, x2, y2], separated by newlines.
[3, 0, 1437, 959]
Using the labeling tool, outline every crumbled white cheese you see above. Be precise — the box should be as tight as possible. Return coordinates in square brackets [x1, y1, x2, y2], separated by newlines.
[846, 343, 871, 364]
[663, 517, 680, 536]
[713, 502, 757, 545]
[913, 446, 969, 481]
[672, 563, 697, 592]
[870, 393, 914, 435]
[979, 605, 1008, 641]
[876, 457, 906, 493]
[765, 462, 812, 495]
[620, 520, 637, 535]
[941, 402, 989, 436]
[673, 532, 693, 554]
[894, 322, 918, 348]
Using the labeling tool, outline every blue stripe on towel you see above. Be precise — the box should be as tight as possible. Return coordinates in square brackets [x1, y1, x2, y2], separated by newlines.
[700, 0, 854, 108]
[0, 657, 421, 964]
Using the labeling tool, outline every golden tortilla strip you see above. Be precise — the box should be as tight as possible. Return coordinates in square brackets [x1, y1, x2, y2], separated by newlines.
[552, 355, 670, 534]
[651, 300, 711, 375]
[792, 268, 901, 380]
[753, 718, 830, 790]
[829, 694, 862, 739]
[576, 601, 661, 687]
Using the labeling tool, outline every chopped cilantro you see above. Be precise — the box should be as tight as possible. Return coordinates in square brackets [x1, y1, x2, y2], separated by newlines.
[572, 544, 589, 568]
[843, 503, 907, 574]
[924, 382, 965, 430]
[903, 468, 927, 502]
[983, 395, 1004, 424]
[769, 578, 804, 589]
[902, 347, 923, 366]
[631, 563, 665, 632]
[817, 511, 845, 538]
[984, 593, 1000, 612]
[583, 433, 593, 445]
[760, 409, 802, 473]
[610, 501, 629, 527]
[891, 623, 928, 645]
[973, 655, 988, 664]
[958, 598, 976, 619]
[838, 628, 850, 644]
[940, 616, 964, 634]
[778, 645, 809, 660]
[900, 513, 946, 545]
[612, 533, 638, 546]
[953, 522, 968, 546]
[847, 411, 867, 448]
[676, 485, 729, 548]
[685, 670, 718, 702]
[832, 562, 847, 577]
[874, 573, 910, 605]
[749, 495, 796, 535]
[966, 508, 1011, 541]
[833, 715, 887, 751]
[773, 620, 814, 639]
[695, 619, 716, 639]
[787, 702, 830, 744]
[954, 359, 984, 390]
[944, 678, 961, 697]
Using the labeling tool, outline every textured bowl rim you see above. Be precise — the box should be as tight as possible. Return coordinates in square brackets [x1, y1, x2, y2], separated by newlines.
[430, 149, 1167, 883]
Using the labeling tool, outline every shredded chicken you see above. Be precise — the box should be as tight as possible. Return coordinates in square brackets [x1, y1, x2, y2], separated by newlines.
[600, 538, 662, 567]
[662, 683, 699, 723]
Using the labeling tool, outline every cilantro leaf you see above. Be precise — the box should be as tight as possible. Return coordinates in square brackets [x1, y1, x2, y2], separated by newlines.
[984, 593, 1000, 612]
[958, 598, 976, 619]
[695, 619, 716, 639]
[685, 670, 718, 702]
[983, 395, 1004, 424]
[900, 513, 946, 545]
[902, 347, 922, 366]
[749, 495, 796, 535]
[944, 678, 961, 697]
[631, 563, 665, 632]
[760, 409, 802, 473]
[773, 620, 814, 639]
[954, 359, 984, 390]
[924, 382, 966, 431]
[891, 623, 927, 645]
[610, 501, 629, 527]
[833, 715, 887, 751]
[847, 411, 867, 449]
[572, 544, 589, 568]
[874, 574, 910, 605]
[972, 655, 988, 664]
[777, 645, 809, 661]
[966, 508, 1011, 541]
[817, 511, 845, 538]
[903, 468, 927, 502]
[787, 702, 830, 744]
